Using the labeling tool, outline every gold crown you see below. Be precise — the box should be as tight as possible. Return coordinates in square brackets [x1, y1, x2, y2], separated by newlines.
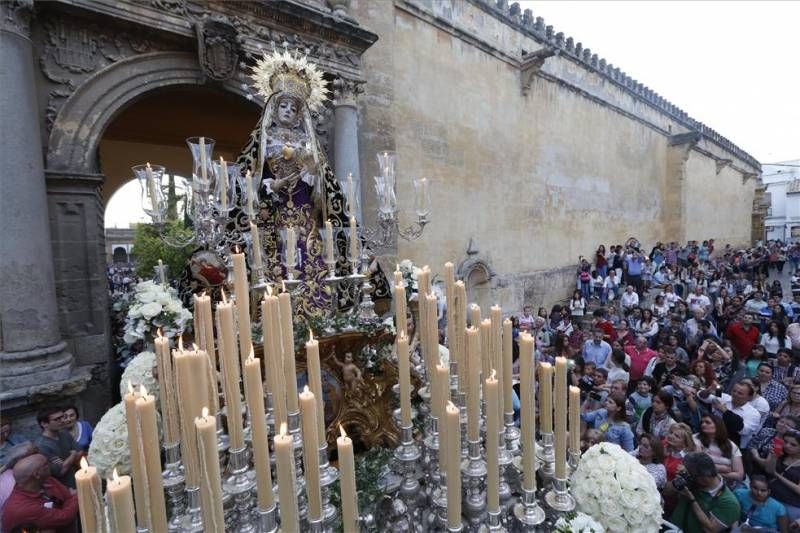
[252, 50, 329, 112]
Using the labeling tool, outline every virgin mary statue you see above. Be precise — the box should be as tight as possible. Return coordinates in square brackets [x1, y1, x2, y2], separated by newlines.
[236, 51, 348, 318]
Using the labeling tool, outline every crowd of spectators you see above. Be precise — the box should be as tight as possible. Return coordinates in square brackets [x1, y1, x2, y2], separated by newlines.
[520, 239, 800, 531]
[108, 263, 137, 295]
[0, 406, 93, 532]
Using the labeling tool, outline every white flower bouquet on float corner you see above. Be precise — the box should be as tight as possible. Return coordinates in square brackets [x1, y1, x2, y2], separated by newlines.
[554, 511, 605, 533]
[123, 280, 192, 345]
[571, 442, 662, 533]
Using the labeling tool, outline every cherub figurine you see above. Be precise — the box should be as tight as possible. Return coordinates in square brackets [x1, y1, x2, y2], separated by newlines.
[331, 350, 363, 390]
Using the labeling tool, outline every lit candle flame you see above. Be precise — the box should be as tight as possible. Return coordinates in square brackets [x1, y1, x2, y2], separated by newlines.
[490, 369, 496, 380]
[202, 407, 209, 418]
[192, 343, 199, 352]
[308, 330, 315, 342]
[156, 328, 163, 339]
[339, 424, 347, 438]
[267, 284, 273, 297]
[127, 381, 134, 395]
[398, 330, 407, 341]
[139, 384, 148, 397]
[201, 290, 207, 298]
[246, 170, 252, 178]
[447, 400, 457, 410]
[146, 162, 152, 170]
[221, 288, 227, 303]
[248, 347, 255, 362]
[112, 468, 120, 482]
[396, 263, 400, 272]
[303, 384, 311, 394]
[80, 457, 89, 472]
[279, 422, 288, 437]
[282, 280, 286, 293]
[178, 336, 185, 351]
[234, 245, 241, 254]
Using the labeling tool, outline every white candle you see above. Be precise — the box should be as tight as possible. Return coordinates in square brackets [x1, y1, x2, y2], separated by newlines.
[245, 170, 255, 217]
[397, 332, 412, 427]
[199, 137, 207, 183]
[324, 220, 335, 263]
[219, 157, 228, 211]
[300, 386, 322, 520]
[195, 407, 225, 532]
[346, 173, 356, 213]
[554, 356, 568, 479]
[445, 400, 461, 529]
[106, 469, 136, 533]
[519, 333, 537, 490]
[250, 222, 263, 271]
[146, 162, 159, 216]
[75, 458, 106, 532]
[286, 226, 297, 267]
[348, 216, 358, 264]
[337, 425, 359, 533]
[275, 423, 299, 531]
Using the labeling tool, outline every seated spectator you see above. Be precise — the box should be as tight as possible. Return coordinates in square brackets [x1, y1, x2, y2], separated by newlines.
[615, 319, 635, 347]
[63, 405, 93, 453]
[666, 333, 690, 366]
[755, 363, 789, 412]
[773, 385, 800, 426]
[667, 452, 740, 533]
[1, 453, 78, 533]
[569, 290, 586, 319]
[762, 320, 789, 358]
[745, 344, 770, 379]
[518, 305, 535, 333]
[0, 417, 25, 469]
[631, 432, 667, 490]
[582, 395, 634, 451]
[627, 377, 653, 423]
[635, 308, 659, 345]
[620, 285, 639, 315]
[637, 390, 677, 440]
[592, 309, 618, 343]
[34, 407, 80, 489]
[734, 474, 788, 532]
[651, 294, 670, 323]
[663, 423, 697, 482]
[693, 414, 745, 488]
[762, 432, 800, 522]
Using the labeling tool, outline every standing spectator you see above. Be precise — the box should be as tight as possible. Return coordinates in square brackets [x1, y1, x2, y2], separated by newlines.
[652, 347, 689, 389]
[603, 269, 620, 304]
[616, 319, 635, 347]
[625, 335, 657, 382]
[693, 414, 745, 488]
[569, 290, 586, 319]
[763, 432, 800, 522]
[581, 395, 634, 451]
[762, 320, 788, 357]
[34, 407, 79, 489]
[773, 348, 800, 386]
[0, 417, 25, 468]
[1, 453, 79, 533]
[606, 349, 630, 385]
[577, 257, 592, 299]
[627, 377, 654, 423]
[624, 249, 645, 296]
[734, 475, 788, 533]
[726, 312, 761, 364]
[637, 390, 677, 440]
[744, 344, 769, 379]
[662, 423, 696, 481]
[582, 329, 612, 368]
[595, 244, 608, 278]
[632, 433, 667, 490]
[755, 363, 789, 412]
[687, 286, 712, 315]
[63, 405, 93, 454]
[710, 381, 762, 447]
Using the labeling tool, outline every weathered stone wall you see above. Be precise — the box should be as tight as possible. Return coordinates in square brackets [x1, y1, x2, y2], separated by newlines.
[354, 0, 759, 311]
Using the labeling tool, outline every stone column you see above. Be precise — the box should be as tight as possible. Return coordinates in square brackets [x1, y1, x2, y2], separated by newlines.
[0, 1, 74, 401]
[333, 76, 365, 221]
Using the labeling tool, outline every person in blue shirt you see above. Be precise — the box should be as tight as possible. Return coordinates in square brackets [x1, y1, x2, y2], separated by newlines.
[624, 250, 645, 296]
[581, 395, 634, 451]
[582, 329, 612, 368]
[734, 475, 788, 532]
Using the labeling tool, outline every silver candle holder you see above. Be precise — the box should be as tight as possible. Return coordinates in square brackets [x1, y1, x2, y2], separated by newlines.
[181, 486, 205, 532]
[568, 449, 581, 472]
[318, 444, 340, 528]
[393, 421, 424, 518]
[497, 434, 514, 509]
[223, 446, 257, 531]
[216, 412, 231, 473]
[287, 410, 306, 481]
[461, 439, 487, 529]
[537, 432, 555, 480]
[512, 487, 546, 529]
[162, 442, 186, 532]
[256, 504, 277, 533]
[432, 470, 449, 530]
[503, 411, 521, 455]
[422, 415, 441, 492]
[544, 476, 576, 512]
[480, 509, 509, 532]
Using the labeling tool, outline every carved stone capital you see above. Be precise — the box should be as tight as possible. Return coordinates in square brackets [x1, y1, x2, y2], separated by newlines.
[332, 76, 364, 107]
[1, 0, 34, 38]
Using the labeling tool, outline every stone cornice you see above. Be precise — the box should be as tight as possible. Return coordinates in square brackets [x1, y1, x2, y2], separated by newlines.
[467, 0, 761, 173]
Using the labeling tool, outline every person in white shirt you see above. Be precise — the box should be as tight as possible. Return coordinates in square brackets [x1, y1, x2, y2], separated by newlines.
[620, 285, 639, 315]
[687, 286, 712, 315]
[604, 271, 620, 303]
[709, 381, 763, 448]
[569, 290, 586, 318]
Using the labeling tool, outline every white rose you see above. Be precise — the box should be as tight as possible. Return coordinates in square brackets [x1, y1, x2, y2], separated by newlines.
[128, 305, 142, 319]
[593, 453, 616, 473]
[604, 515, 628, 533]
[166, 300, 182, 314]
[137, 290, 158, 303]
[123, 331, 140, 344]
[620, 487, 645, 509]
[603, 497, 623, 517]
[140, 302, 163, 319]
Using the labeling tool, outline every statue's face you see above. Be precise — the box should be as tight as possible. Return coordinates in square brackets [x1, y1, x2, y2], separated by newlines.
[276, 97, 299, 126]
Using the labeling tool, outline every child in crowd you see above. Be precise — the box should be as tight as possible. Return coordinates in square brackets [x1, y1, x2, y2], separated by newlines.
[628, 377, 654, 423]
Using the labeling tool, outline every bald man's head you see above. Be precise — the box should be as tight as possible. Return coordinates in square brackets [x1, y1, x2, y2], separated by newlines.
[13, 453, 49, 488]
[3, 441, 35, 470]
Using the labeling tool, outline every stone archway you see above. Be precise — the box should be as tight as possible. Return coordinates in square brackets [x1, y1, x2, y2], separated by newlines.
[43, 51, 260, 413]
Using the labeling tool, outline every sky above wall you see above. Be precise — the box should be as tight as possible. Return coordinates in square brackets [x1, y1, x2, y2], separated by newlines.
[519, 0, 799, 164]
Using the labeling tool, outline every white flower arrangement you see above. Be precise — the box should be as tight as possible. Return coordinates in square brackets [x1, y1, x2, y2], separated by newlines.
[123, 280, 192, 344]
[119, 351, 159, 401]
[87, 402, 130, 478]
[554, 511, 605, 533]
[398, 259, 421, 294]
[571, 442, 662, 533]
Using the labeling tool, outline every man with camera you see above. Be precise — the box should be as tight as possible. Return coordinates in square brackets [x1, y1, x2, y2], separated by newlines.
[668, 452, 740, 532]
